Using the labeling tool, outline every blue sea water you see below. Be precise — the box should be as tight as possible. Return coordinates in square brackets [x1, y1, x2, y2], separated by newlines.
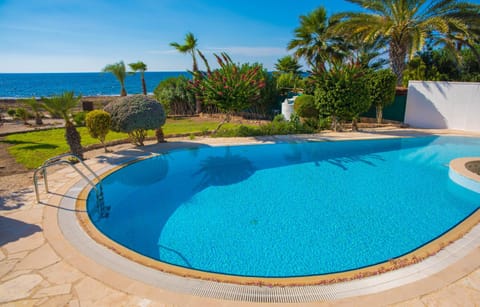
[88, 136, 480, 277]
[0, 72, 191, 98]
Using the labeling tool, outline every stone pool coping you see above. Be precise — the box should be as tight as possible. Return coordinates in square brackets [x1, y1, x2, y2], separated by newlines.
[39, 129, 480, 304]
[450, 157, 480, 194]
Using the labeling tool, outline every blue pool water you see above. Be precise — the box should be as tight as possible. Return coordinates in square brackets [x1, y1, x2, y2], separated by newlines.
[87, 136, 480, 277]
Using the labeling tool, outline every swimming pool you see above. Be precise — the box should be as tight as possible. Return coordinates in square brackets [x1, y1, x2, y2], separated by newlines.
[84, 136, 480, 281]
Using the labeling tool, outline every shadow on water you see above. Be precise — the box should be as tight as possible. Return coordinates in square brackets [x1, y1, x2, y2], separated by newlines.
[158, 244, 193, 268]
[194, 147, 255, 190]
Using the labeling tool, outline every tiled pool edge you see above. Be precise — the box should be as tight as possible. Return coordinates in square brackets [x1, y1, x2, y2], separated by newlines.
[43, 134, 480, 304]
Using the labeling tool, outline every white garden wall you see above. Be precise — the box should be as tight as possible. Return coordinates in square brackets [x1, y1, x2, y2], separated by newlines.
[404, 81, 480, 132]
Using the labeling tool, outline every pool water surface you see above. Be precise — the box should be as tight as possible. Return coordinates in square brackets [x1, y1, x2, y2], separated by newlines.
[86, 136, 480, 278]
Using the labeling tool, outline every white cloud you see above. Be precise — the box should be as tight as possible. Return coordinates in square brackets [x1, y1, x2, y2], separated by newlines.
[204, 46, 287, 57]
[146, 49, 178, 55]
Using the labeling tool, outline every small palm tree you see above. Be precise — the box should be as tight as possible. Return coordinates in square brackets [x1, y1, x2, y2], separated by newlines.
[103, 61, 127, 96]
[129, 61, 148, 95]
[21, 97, 44, 125]
[275, 56, 302, 75]
[42, 91, 83, 160]
[171, 32, 202, 113]
[333, 0, 480, 85]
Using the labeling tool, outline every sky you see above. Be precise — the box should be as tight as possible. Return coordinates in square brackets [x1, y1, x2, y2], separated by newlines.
[0, 0, 478, 73]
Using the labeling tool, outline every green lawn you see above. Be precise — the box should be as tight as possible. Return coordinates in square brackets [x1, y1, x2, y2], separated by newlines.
[2, 118, 248, 169]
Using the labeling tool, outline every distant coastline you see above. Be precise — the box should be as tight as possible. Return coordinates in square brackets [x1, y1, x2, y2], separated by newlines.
[0, 71, 191, 99]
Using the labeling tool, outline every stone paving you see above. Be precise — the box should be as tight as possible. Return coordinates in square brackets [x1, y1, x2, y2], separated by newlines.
[1, 131, 480, 306]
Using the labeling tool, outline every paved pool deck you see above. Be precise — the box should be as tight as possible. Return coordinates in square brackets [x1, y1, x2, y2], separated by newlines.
[1, 128, 480, 306]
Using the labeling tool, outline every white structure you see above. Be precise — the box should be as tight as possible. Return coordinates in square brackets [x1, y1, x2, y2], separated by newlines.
[281, 96, 298, 120]
[404, 81, 480, 132]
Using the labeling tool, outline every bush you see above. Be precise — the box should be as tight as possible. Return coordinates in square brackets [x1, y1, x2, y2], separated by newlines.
[7, 108, 16, 118]
[85, 110, 111, 152]
[15, 108, 31, 124]
[73, 111, 87, 126]
[104, 95, 166, 146]
[293, 94, 318, 119]
[366, 69, 396, 124]
[153, 76, 195, 116]
[315, 65, 371, 131]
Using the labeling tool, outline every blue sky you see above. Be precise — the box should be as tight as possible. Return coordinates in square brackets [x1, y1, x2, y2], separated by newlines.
[0, 0, 478, 73]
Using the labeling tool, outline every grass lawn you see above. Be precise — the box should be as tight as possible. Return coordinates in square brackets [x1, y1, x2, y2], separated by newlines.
[2, 118, 249, 169]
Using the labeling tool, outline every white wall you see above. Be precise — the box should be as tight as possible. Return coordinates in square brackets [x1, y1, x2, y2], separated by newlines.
[404, 81, 480, 132]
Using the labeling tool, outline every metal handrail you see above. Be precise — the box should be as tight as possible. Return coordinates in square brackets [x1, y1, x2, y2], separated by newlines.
[33, 153, 109, 217]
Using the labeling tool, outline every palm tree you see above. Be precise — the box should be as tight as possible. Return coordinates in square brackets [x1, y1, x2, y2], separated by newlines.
[333, 0, 480, 85]
[170, 32, 202, 113]
[287, 7, 349, 72]
[21, 97, 44, 125]
[103, 61, 127, 96]
[274, 56, 302, 75]
[129, 61, 148, 95]
[42, 91, 83, 160]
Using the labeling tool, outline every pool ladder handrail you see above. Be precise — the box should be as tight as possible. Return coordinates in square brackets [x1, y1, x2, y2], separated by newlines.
[33, 153, 109, 217]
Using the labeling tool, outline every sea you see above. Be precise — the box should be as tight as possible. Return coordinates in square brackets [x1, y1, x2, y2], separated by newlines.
[0, 72, 191, 99]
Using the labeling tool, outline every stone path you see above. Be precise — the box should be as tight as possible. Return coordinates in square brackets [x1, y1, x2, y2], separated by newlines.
[1, 132, 480, 306]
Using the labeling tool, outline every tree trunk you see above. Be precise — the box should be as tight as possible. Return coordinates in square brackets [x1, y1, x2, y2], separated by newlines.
[390, 40, 408, 86]
[351, 117, 358, 132]
[141, 77, 147, 95]
[156, 127, 166, 143]
[331, 115, 338, 132]
[120, 87, 127, 97]
[65, 122, 83, 160]
[376, 105, 383, 125]
[213, 113, 231, 134]
[35, 113, 43, 125]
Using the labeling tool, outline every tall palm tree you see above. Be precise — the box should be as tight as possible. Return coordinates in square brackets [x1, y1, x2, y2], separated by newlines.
[170, 32, 202, 113]
[287, 7, 349, 72]
[103, 61, 127, 96]
[42, 91, 83, 160]
[333, 0, 480, 85]
[129, 61, 148, 95]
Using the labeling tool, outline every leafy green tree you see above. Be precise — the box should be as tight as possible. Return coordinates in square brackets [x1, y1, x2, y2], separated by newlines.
[294, 94, 318, 119]
[42, 92, 83, 159]
[288, 7, 348, 72]
[153, 76, 195, 116]
[275, 56, 302, 75]
[366, 69, 397, 124]
[191, 53, 266, 132]
[129, 61, 148, 95]
[86, 110, 111, 152]
[104, 95, 166, 146]
[333, 0, 480, 85]
[21, 97, 43, 125]
[315, 64, 371, 131]
[103, 61, 127, 96]
[170, 32, 202, 113]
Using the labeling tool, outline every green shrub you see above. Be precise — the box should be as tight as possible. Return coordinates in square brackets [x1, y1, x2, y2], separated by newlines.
[366, 69, 396, 124]
[15, 108, 31, 124]
[153, 76, 195, 116]
[315, 65, 371, 131]
[73, 111, 87, 126]
[85, 110, 111, 152]
[7, 108, 16, 118]
[293, 94, 318, 119]
[104, 95, 166, 146]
